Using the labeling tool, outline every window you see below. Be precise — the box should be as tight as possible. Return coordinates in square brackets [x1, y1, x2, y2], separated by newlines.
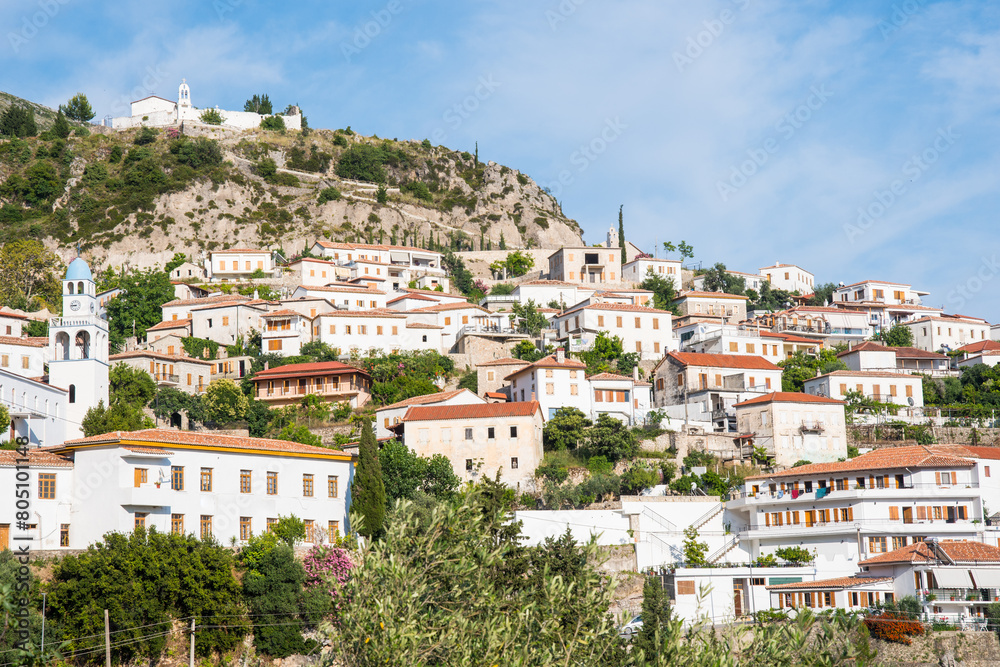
[302, 519, 315, 543]
[466, 459, 473, 471]
[465, 428, 473, 440]
[267, 471, 278, 495]
[132, 467, 148, 488]
[200, 468, 213, 492]
[676, 580, 696, 595]
[510, 426, 518, 438]
[60, 524, 69, 547]
[240, 470, 252, 493]
[268, 339, 283, 351]
[329, 520, 340, 538]
[616, 316, 623, 327]
[892, 536, 908, 550]
[635, 317, 641, 328]
[598, 315, 605, 327]
[546, 383, 554, 395]
[511, 457, 518, 469]
[987, 466, 992, 478]
[571, 384, 578, 395]
[487, 427, 495, 439]
[200, 515, 213, 539]
[868, 536, 887, 553]
[135, 512, 147, 530]
[222, 316, 230, 326]
[240, 517, 252, 541]
[267, 518, 278, 532]
[171, 514, 184, 534]
[21, 356, 29, 369]
[171, 466, 184, 491]
[303, 474, 314, 497]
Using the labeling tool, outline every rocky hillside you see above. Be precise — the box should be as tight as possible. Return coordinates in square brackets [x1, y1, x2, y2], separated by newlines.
[0, 91, 584, 269]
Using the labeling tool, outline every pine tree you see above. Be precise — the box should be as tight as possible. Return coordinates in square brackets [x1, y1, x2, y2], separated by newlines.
[618, 204, 626, 266]
[52, 110, 71, 139]
[634, 576, 671, 659]
[499, 232, 507, 250]
[474, 141, 479, 168]
[352, 420, 386, 539]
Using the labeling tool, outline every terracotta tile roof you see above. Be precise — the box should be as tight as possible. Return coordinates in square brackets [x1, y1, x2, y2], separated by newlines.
[0, 308, 29, 320]
[402, 288, 461, 298]
[476, 357, 530, 367]
[623, 258, 681, 265]
[252, 360, 369, 381]
[746, 445, 976, 481]
[837, 342, 948, 360]
[760, 263, 810, 271]
[122, 445, 174, 455]
[814, 370, 920, 379]
[676, 291, 749, 300]
[559, 302, 673, 317]
[210, 248, 269, 254]
[519, 280, 583, 287]
[837, 279, 910, 289]
[162, 294, 249, 308]
[735, 392, 845, 407]
[405, 322, 444, 329]
[25, 337, 48, 346]
[286, 257, 337, 266]
[0, 335, 46, 348]
[402, 400, 541, 422]
[766, 576, 891, 591]
[300, 285, 386, 295]
[907, 314, 990, 325]
[387, 293, 436, 304]
[410, 303, 487, 313]
[958, 340, 1000, 354]
[760, 331, 821, 344]
[315, 309, 405, 319]
[485, 392, 508, 399]
[348, 275, 386, 282]
[664, 352, 780, 371]
[505, 353, 587, 380]
[313, 240, 438, 254]
[263, 309, 309, 318]
[378, 388, 471, 411]
[859, 540, 1000, 566]
[0, 450, 73, 468]
[61, 429, 352, 460]
[110, 350, 213, 365]
[148, 319, 191, 331]
[635, 381, 652, 386]
[587, 372, 633, 381]
[190, 300, 268, 313]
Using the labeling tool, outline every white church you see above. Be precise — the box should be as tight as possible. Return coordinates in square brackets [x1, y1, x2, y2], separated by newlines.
[1, 257, 109, 447]
[109, 79, 302, 131]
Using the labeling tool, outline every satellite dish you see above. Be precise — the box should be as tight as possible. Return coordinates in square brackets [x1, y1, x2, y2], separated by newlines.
[838, 282, 845, 287]
[908, 397, 915, 406]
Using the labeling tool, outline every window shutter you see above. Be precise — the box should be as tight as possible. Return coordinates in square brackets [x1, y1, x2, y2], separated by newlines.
[935, 472, 941, 485]
[889, 507, 899, 520]
[917, 506, 926, 520]
[952, 472, 957, 484]
[765, 513, 771, 527]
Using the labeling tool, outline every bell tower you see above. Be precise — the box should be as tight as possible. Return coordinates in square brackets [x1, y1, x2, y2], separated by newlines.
[178, 78, 191, 109]
[49, 257, 109, 439]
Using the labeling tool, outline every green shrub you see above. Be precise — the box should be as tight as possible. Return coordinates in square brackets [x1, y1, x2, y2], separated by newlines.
[587, 455, 612, 476]
[536, 463, 569, 483]
[260, 115, 286, 131]
[134, 126, 158, 145]
[335, 143, 387, 183]
[401, 179, 433, 201]
[200, 108, 224, 125]
[318, 186, 342, 204]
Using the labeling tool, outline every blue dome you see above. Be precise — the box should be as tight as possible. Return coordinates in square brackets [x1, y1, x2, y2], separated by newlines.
[65, 257, 93, 282]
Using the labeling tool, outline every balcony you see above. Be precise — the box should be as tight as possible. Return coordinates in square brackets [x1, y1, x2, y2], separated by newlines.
[729, 482, 978, 509]
[153, 373, 180, 385]
[800, 420, 825, 433]
[120, 486, 170, 508]
[259, 384, 360, 400]
[458, 324, 522, 338]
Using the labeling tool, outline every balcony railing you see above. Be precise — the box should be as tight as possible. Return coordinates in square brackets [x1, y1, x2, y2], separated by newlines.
[153, 373, 180, 384]
[800, 420, 825, 432]
[260, 385, 358, 399]
[736, 481, 975, 501]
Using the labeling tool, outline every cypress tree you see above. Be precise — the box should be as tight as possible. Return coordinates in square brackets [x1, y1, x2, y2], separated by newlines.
[634, 575, 671, 659]
[52, 110, 71, 139]
[352, 420, 386, 539]
[618, 204, 626, 265]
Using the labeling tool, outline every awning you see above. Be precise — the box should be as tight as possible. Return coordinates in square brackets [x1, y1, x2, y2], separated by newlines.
[389, 251, 410, 262]
[971, 569, 1000, 588]
[933, 568, 973, 588]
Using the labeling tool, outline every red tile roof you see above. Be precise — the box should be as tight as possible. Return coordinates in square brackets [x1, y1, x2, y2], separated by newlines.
[587, 372, 633, 381]
[766, 576, 891, 591]
[147, 319, 191, 331]
[387, 293, 436, 304]
[907, 314, 990, 325]
[860, 540, 1000, 566]
[735, 392, 845, 407]
[505, 354, 586, 379]
[760, 331, 821, 344]
[402, 288, 462, 298]
[746, 445, 976, 480]
[836, 279, 910, 289]
[476, 357, 530, 367]
[263, 309, 309, 318]
[211, 248, 269, 254]
[313, 240, 438, 254]
[664, 352, 780, 371]
[0, 450, 72, 468]
[560, 302, 673, 317]
[958, 340, 1000, 354]
[316, 309, 406, 319]
[0, 308, 29, 320]
[110, 350, 213, 365]
[410, 303, 486, 313]
[298, 285, 386, 295]
[676, 291, 749, 300]
[402, 401, 541, 422]
[61, 429, 352, 460]
[837, 342, 948, 360]
[0, 335, 45, 348]
[485, 392, 508, 399]
[815, 370, 920, 379]
[379, 388, 473, 412]
[162, 294, 249, 308]
[405, 322, 444, 329]
[252, 361, 369, 381]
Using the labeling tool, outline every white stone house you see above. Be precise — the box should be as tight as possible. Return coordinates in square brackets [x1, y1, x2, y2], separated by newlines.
[837, 341, 951, 376]
[552, 302, 676, 361]
[0, 449, 74, 549]
[375, 389, 485, 439]
[0, 369, 69, 448]
[189, 300, 268, 346]
[804, 370, 924, 408]
[477, 357, 530, 397]
[208, 249, 275, 282]
[146, 318, 192, 343]
[109, 351, 214, 395]
[0, 308, 30, 337]
[313, 309, 411, 356]
[39, 429, 350, 550]
[169, 262, 207, 282]
[505, 351, 589, 420]
[282, 257, 348, 287]
[510, 280, 597, 311]
[0, 335, 46, 379]
[759, 306, 871, 346]
[547, 246, 622, 284]
[622, 258, 682, 290]
[161, 294, 251, 322]
[759, 263, 815, 294]
[672, 291, 749, 326]
[290, 285, 388, 310]
[262, 310, 313, 357]
[392, 401, 544, 490]
[309, 241, 446, 291]
[904, 314, 991, 353]
[405, 303, 494, 352]
[733, 392, 848, 467]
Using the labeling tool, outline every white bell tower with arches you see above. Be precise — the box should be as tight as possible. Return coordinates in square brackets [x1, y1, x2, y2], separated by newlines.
[48, 256, 109, 439]
[178, 78, 191, 110]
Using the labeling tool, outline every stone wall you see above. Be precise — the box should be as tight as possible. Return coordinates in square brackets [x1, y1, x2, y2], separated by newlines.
[594, 544, 637, 573]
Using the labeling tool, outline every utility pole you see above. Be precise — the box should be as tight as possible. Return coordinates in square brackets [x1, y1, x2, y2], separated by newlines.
[104, 609, 110, 667]
[189, 618, 195, 667]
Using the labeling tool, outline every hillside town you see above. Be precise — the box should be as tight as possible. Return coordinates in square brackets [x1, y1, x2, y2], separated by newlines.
[6, 209, 1000, 639]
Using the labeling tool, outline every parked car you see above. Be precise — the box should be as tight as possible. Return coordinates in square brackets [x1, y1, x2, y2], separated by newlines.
[619, 615, 643, 639]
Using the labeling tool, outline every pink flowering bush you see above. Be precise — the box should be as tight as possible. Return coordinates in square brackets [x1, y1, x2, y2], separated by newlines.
[303, 544, 354, 618]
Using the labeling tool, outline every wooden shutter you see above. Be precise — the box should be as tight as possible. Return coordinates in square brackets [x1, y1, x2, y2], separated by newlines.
[765, 513, 771, 527]
[952, 472, 958, 484]
[848, 507, 854, 521]
[935, 472, 941, 485]
[917, 506, 926, 520]
[889, 507, 899, 520]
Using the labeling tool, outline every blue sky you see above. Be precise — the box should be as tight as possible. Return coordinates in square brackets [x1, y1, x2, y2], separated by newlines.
[3, 0, 1000, 320]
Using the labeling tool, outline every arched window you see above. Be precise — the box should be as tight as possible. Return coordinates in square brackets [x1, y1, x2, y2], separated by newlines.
[55, 332, 70, 361]
[78, 281, 84, 295]
[68, 282, 75, 295]
[68, 384, 76, 403]
[75, 330, 91, 359]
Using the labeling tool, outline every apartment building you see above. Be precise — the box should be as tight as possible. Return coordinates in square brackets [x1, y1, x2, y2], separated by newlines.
[728, 445, 1000, 573]
[262, 310, 313, 357]
[505, 350, 588, 419]
[310, 241, 446, 291]
[837, 341, 951, 377]
[904, 314, 991, 353]
[0, 449, 74, 549]
[547, 246, 622, 284]
[109, 351, 214, 395]
[733, 392, 848, 467]
[651, 352, 782, 430]
[760, 263, 814, 294]
[161, 294, 251, 322]
[284, 257, 349, 287]
[405, 302, 495, 352]
[208, 248, 274, 281]
[392, 401, 544, 489]
[16, 429, 354, 551]
[552, 302, 675, 361]
[313, 309, 413, 356]
[0, 369, 70, 448]
[804, 370, 924, 408]
[759, 306, 871, 346]
[251, 360, 372, 409]
[677, 324, 820, 364]
[477, 357, 530, 397]
[622, 257, 682, 290]
[290, 284, 388, 311]
[0, 335, 46, 379]
[672, 292, 749, 328]
[506, 280, 597, 312]
[189, 300, 269, 346]
[375, 388, 485, 439]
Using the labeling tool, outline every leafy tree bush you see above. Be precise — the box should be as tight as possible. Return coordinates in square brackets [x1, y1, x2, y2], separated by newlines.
[52, 110, 71, 139]
[245, 94, 273, 114]
[587, 414, 639, 462]
[0, 105, 37, 137]
[543, 407, 591, 451]
[261, 114, 286, 131]
[458, 368, 477, 392]
[302, 544, 354, 617]
[335, 144, 388, 183]
[579, 331, 625, 374]
[775, 546, 813, 564]
[682, 525, 709, 565]
[376, 183, 388, 204]
[170, 136, 223, 168]
[133, 126, 158, 145]
[105, 268, 175, 351]
[82, 399, 154, 436]
[0, 239, 61, 310]
[621, 463, 658, 494]
[318, 186, 342, 204]
[59, 93, 96, 122]
[587, 455, 612, 476]
[199, 108, 224, 124]
[380, 439, 460, 505]
[401, 179, 432, 201]
[635, 576, 671, 658]
[640, 267, 681, 314]
[536, 462, 569, 483]
[510, 299, 548, 335]
[512, 339, 546, 362]
[287, 144, 332, 172]
[49, 529, 248, 663]
[778, 349, 848, 392]
[873, 323, 914, 347]
[204, 378, 250, 424]
[352, 420, 386, 538]
[276, 423, 322, 447]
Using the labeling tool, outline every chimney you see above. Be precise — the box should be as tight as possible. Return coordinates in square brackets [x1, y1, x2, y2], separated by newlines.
[530, 391, 536, 402]
[556, 348, 565, 363]
[633, 365, 639, 382]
